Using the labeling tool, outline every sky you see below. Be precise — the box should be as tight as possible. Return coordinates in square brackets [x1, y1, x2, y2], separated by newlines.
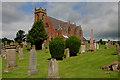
[1, 1, 119, 41]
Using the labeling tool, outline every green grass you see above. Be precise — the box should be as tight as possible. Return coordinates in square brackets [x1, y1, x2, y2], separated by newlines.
[2, 45, 119, 78]
[0, 55, 2, 79]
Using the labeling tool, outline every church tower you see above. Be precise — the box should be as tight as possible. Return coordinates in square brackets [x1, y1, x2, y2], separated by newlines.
[34, 7, 47, 24]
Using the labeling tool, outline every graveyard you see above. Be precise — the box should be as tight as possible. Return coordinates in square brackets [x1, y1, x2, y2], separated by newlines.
[1, 3, 119, 79]
[1, 44, 118, 78]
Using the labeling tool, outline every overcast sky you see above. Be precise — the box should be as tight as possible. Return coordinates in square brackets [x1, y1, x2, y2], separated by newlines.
[1, 2, 119, 41]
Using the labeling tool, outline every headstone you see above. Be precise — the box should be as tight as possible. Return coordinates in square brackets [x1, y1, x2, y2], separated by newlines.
[107, 40, 111, 49]
[27, 42, 31, 50]
[65, 48, 70, 58]
[28, 45, 39, 76]
[47, 58, 60, 78]
[97, 43, 99, 50]
[81, 44, 85, 54]
[94, 42, 97, 49]
[4, 46, 19, 72]
[86, 43, 89, 50]
[16, 45, 20, 52]
[115, 43, 120, 55]
[5, 41, 7, 45]
[42, 43, 45, 50]
[89, 28, 95, 51]
[18, 44, 24, 60]
[112, 65, 118, 71]
[10, 42, 14, 46]
[1, 48, 6, 59]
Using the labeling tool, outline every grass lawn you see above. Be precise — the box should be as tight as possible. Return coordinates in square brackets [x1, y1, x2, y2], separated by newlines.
[0, 55, 2, 80]
[2, 45, 119, 78]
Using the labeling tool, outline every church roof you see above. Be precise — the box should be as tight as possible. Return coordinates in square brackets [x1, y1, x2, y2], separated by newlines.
[47, 16, 76, 30]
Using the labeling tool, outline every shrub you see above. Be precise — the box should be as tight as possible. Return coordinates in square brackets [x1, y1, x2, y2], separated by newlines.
[65, 36, 81, 56]
[49, 37, 65, 60]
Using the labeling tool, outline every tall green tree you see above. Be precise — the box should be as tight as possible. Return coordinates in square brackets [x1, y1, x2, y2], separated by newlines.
[14, 30, 26, 44]
[27, 19, 48, 50]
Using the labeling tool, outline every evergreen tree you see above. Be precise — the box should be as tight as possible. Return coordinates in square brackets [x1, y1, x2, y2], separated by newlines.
[27, 19, 48, 50]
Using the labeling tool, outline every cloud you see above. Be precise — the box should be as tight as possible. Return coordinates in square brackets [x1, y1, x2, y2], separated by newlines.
[45, 2, 118, 41]
[2, 2, 34, 39]
[1, 2, 118, 41]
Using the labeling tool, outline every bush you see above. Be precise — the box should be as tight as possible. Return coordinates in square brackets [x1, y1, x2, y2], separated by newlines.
[49, 37, 65, 60]
[65, 36, 81, 56]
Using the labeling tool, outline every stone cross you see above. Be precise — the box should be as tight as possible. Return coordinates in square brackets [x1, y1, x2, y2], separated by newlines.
[81, 44, 86, 54]
[4, 46, 19, 72]
[47, 58, 60, 78]
[65, 48, 70, 58]
[28, 45, 39, 76]
[89, 28, 95, 51]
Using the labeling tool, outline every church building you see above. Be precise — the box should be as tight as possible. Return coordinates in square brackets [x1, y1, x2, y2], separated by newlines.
[34, 7, 88, 43]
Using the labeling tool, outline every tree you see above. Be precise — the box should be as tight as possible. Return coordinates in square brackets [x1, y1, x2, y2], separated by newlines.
[99, 39, 102, 44]
[27, 19, 48, 50]
[14, 30, 26, 44]
[2, 37, 14, 44]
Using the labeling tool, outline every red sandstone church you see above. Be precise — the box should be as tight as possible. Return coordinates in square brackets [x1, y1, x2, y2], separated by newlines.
[34, 7, 88, 43]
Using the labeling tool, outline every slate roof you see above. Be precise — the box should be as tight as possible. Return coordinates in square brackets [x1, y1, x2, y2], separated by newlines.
[47, 16, 77, 30]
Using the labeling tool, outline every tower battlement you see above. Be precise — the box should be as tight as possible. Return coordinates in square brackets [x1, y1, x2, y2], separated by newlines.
[35, 7, 46, 14]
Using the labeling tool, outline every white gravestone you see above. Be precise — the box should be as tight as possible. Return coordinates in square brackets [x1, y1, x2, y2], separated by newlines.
[47, 58, 60, 78]
[81, 44, 86, 54]
[28, 45, 39, 76]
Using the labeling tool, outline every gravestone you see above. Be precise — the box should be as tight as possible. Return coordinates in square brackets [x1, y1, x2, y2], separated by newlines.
[42, 42, 45, 50]
[10, 42, 14, 46]
[81, 44, 86, 54]
[115, 43, 120, 55]
[65, 48, 70, 58]
[107, 40, 111, 49]
[89, 28, 95, 51]
[86, 43, 89, 50]
[97, 43, 99, 50]
[5, 41, 7, 45]
[94, 42, 97, 49]
[4, 45, 19, 72]
[28, 45, 39, 76]
[112, 65, 118, 71]
[47, 58, 60, 78]
[16, 45, 20, 52]
[27, 42, 31, 50]
[18, 44, 24, 60]
[1, 48, 6, 59]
